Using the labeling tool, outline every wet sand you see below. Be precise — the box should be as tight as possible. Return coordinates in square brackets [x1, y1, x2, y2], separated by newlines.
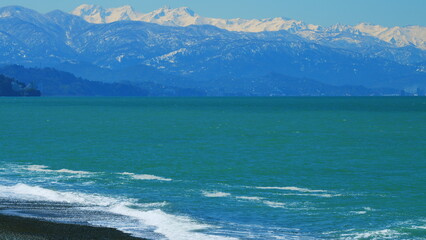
[0, 214, 147, 240]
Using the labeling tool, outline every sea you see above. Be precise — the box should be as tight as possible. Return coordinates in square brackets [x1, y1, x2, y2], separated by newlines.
[0, 97, 425, 240]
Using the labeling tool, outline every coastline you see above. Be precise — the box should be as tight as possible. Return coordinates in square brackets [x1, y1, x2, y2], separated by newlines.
[0, 213, 147, 240]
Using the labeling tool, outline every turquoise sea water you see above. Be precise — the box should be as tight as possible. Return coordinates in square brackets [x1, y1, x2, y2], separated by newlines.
[0, 97, 425, 240]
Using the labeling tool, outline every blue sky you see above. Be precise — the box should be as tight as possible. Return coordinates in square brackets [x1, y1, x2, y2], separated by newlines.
[0, 0, 425, 27]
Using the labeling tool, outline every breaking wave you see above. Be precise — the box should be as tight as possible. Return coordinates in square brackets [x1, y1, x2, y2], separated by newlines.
[255, 186, 328, 193]
[121, 172, 173, 181]
[0, 183, 235, 240]
[26, 165, 94, 175]
[202, 191, 231, 198]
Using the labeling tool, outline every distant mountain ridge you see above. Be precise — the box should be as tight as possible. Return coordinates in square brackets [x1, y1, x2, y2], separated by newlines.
[0, 65, 206, 96]
[0, 74, 40, 96]
[0, 5, 425, 96]
[1, 65, 397, 96]
[72, 4, 426, 50]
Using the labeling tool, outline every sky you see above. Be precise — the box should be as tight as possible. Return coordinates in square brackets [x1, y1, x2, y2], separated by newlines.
[0, 0, 425, 27]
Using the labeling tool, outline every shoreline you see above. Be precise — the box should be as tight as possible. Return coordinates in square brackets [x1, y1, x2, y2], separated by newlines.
[0, 213, 147, 240]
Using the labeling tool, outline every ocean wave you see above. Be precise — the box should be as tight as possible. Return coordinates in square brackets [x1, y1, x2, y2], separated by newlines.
[0, 183, 119, 206]
[255, 186, 327, 193]
[26, 165, 93, 175]
[202, 191, 231, 198]
[411, 225, 426, 230]
[235, 196, 263, 201]
[109, 204, 237, 240]
[204, 192, 289, 210]
[340, 229, 404, 240]
[205, 192, 288, 211]
[136, 202, 169, 208]
[263, 201, 286, 209]
[0, 183, 234, 240]
[280, 193, 341, 198]
[349, 211, 367, 215]
[348, 207, 374, 215]
[121, 172, 172, 181]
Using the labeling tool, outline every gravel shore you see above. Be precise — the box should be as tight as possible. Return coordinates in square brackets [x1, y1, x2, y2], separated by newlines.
[0, 214, 147, 240]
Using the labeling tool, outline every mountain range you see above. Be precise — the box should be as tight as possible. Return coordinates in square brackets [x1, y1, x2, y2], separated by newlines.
[0, 5, 425, 96]
[72, 4, 426, 51]
[0, 65, 206, 96]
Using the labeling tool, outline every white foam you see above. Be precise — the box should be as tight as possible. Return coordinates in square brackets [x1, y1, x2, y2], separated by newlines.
[236, 196, 289, 209]
[26, 165, 92, 175]
[0, 183, 234, 240]
[0, 183, 119, 206]
[202, 191, 231, 198]
[136, 202, 169, 208]
[121, 172, 172, 181]
[26, 165, 52, 172]
[349, 207, 374, 215]
[56, 169, 93, 174]
[109, 204, 237, 240]
[280, 193, 341, 198]
[263, 201, 286, 209]
[235, 196, 263, 201]
[341, 229, 403, 239]
[256, 186, 327, 193]
[272, 236, 287, 240]
[350, 211, 367, 215]
[411, 226, 426, 230]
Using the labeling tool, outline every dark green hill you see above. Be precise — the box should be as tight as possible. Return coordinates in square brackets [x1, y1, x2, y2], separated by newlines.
[0, 65, 205, 96]
[0, 74, 41, 96]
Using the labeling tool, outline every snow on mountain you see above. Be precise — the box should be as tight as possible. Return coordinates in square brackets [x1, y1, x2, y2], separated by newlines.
[71, 4, 141, 24]
[71, 4, 104, 23]
[71, 5, 316, 32]
[1, 5, 425, 91]
[137, 6, 199, 27]
[355, 23, 426, 50]
[71, 4, 426, 50]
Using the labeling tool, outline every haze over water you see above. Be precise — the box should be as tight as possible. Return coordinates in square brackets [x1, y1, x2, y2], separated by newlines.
[0, 97, 425, 239]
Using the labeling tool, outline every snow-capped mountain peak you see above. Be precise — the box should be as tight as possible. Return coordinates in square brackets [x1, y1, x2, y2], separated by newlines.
[354, 23, 389, 36]
[106, 5, 137, 22]
[353, 23, 426, 49]
[71, 4, 140, 24]
[137, 6, 199, 26]
[71, 4, 426, 50]
[71, 4, 106, 24]
[71, 4, 103, 18]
